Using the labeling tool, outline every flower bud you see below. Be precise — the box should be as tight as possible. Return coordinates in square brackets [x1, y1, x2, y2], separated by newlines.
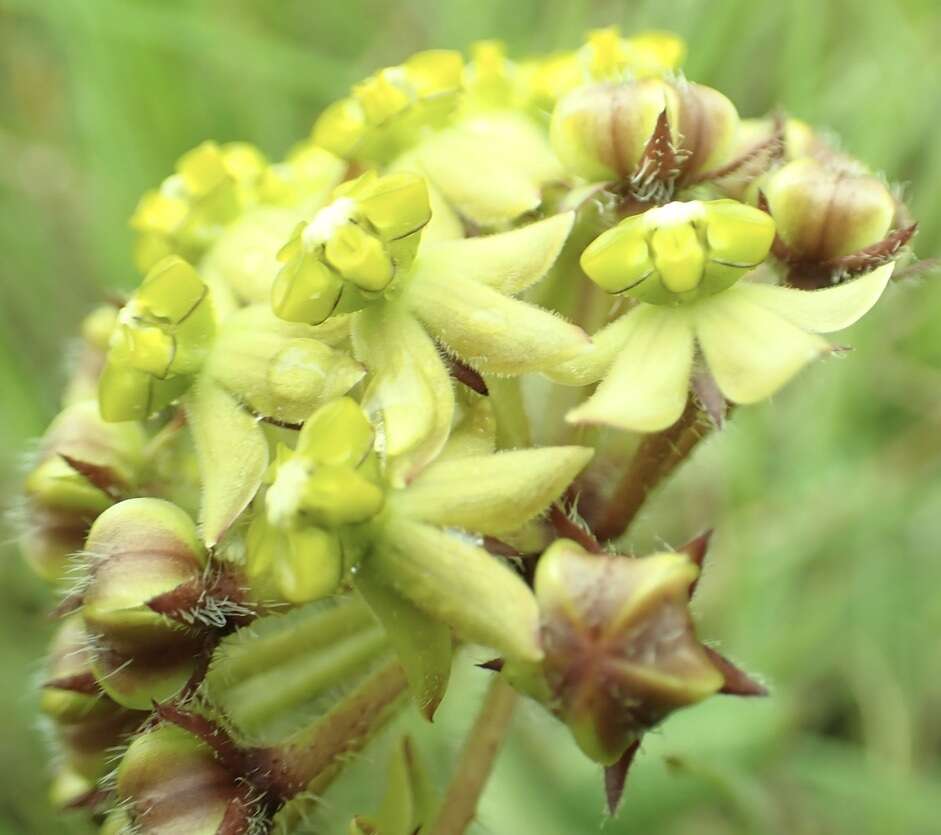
[528, 540, 724, 764]
[41, 617, 142, 795]
[130, 140, 268, 272]
[272, 171, 430, 324]
[20, 400, 145, 580]
[551, 77, 737, 192]
[581, 199, 775, 303]
[116, 725, 240, 835]
[81, 498, 207, 708]
[205, 305, 365, 426]
[313, 51, 464, 162]
[99, 256, 215, 422]
[551, 79, 679, 182]
[763, 157, 896, 263]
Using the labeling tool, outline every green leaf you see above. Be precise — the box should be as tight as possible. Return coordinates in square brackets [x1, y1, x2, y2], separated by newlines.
[185, 379, 269, 546]
[392, 446, 592, 535]
[370, 516, 542, 662]
[355, 567, 453, 721]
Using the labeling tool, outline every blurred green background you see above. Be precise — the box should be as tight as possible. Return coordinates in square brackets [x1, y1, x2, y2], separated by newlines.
[1, 0, 940, 832]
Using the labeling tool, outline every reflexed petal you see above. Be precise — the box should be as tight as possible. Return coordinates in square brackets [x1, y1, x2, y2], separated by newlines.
[185, 380, 268, 546]
[371, 517, 542, 662]
[392, 446, 592, 535]
[408, 213, 574, 296]
[735, 262, 894, 334]
[352, 307, 454, 485]
[354, 567, 452, 721]
[694, 286, 830, 404]
[412, 114, 564, 226]
[546, 305, 642, 386]
[567, 305, 694, 432]
[409, 272, 588, 375]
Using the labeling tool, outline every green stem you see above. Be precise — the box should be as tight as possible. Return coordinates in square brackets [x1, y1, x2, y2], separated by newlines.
[426, 677, 519, 835]
[591, 397, 714, 542]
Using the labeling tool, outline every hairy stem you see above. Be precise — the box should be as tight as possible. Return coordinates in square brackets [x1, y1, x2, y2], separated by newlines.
[426, 677, 518, 835]
[592, 397, 713, 542]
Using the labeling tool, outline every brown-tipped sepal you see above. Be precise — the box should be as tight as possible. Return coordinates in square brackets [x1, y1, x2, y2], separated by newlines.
[528, 540, 725, 765]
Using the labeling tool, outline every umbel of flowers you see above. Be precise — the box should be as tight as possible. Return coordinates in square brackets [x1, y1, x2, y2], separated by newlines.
[17, 25, 919, 835]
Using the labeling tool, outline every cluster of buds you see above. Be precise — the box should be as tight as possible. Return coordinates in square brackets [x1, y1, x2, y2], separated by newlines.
[17, 25, 921, 835]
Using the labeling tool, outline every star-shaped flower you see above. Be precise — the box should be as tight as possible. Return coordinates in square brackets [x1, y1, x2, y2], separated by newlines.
[271, 170, 587, 482]
[550, 199, 896, 431]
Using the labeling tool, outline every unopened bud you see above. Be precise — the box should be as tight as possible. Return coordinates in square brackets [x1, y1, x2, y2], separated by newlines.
[21, 400, 145, 581]
[523, 540, 724, 764]
[763, 157, 896, 263]
[116, 725, 240, 835]
[82, 498, 207, 708]
[551, 78, 737, 191]
[130, 141, 268, 272]
[41, 617, 142, 790]
[551, 79, 679, 182]
[205, 305, 365, 426]
[272, 171, 430, 324]
[581, 199, 775, 303]
[313, 51, 463, 162]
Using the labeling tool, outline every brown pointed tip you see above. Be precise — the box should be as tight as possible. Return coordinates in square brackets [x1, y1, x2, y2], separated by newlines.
[59, 454, 123, 500]
[477, 658, 505, 673]
[439, 347, 489, 396]
[217, 789, 257, 835]
[43, 671, 101, 696]
[146, 577, 203, 619]
[692, 370, 727, 430]
[703, 646, 769, 697]
[603, 740, 640, 816]
[679, 529, 713, 570]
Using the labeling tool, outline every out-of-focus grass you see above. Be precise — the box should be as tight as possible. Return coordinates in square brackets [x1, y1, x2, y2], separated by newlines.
[0, 0, 939, 832]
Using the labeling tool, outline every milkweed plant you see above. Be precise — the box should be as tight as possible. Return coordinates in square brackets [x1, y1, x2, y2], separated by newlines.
[17, 27, 921, 835]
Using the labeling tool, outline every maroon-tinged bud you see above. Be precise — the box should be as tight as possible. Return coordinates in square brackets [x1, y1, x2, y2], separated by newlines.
[529, 540, 725, 765]
[40, 617, 142, 804]
[81, 498, 209, 709]
[116, 725, 246, 835]
[19, 400, 146, 582]
[549, 78, 737, 202]
[762, 157, 911, 287]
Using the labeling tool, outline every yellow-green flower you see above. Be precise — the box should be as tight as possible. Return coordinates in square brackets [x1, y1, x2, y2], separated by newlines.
[550, 199, 896, 431]
[130, 141, 268, 272]
[272, 170, 432, 324]
[99, 256, 215, 422]
[312, 50, 464, 164]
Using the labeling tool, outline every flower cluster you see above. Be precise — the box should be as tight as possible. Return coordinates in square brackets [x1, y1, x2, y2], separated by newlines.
[18, 25, 918, 834]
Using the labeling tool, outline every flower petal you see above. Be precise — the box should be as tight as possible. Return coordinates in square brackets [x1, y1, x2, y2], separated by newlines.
[408, 213, 575, 296]
[567, 305, 694, 432]
[371, 517, 542, 662]
[546, 305, 643, 386]
[352, 307, 454, 486]
[408, 272, 588, 375]
[694, 286, 830, 405]
[392, 446, 593, 536]
[185, 380, 268, 546]
[735, 262, 894, 333]
[411, 114, 564, 227]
